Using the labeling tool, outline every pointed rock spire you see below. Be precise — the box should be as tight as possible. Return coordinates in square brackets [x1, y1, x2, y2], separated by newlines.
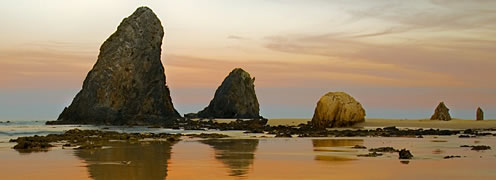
[430, 102, 452, 121]
[47, 6, 180, 125]
[476, 107, 484, 120]
[197, 68, 260, 119]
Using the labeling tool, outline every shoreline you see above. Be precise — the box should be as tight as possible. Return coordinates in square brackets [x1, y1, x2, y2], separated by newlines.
[267, 118, 496, 129]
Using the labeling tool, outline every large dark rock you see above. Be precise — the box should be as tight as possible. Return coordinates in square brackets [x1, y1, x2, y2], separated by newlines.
[47, 7, 180, 125]
[430, 102, 452, 121]
[476, 107, 484, 120]
[197, 68, 260, 119]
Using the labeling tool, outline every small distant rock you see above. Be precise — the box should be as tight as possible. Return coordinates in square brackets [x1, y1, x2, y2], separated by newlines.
[472, 145, 491, 151]
[13, 141, 54, 151]
[444, 155, 461, 159]
[187, 133, 229, 139]
[384, 126, 399, 131]
[358, 152, 383, 157]
[352, 145, 367, 149]
[476, 107, 484, 120]
[398, 149, 413, 159]
[311, 92, 366, 128]
[430, 102, 452, 121]
[460, 145, 491, 151]
[369, 147, 399, 153]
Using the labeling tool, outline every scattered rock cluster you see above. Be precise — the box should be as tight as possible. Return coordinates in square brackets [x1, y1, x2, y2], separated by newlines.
[460, 145, 491, 151]
[10, 129, 181, 152]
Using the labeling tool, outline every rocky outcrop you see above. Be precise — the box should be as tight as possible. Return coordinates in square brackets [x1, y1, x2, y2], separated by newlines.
[311, 92, 366, 128]
[476, 107, 484, 120]
[47, 7, 180, 125]
[430, 102, 451, 121]
[197, 68, 260, 119]
[398, 149, 413, 159]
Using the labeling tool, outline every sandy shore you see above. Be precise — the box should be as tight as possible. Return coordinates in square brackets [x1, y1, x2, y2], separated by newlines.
[267, 118, 496, 129]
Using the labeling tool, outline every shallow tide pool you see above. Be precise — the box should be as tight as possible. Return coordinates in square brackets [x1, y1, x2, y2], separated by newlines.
[0, 135, 495, 180]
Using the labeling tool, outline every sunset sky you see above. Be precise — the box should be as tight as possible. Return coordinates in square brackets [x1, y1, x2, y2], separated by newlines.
[1, 0, 495, 120]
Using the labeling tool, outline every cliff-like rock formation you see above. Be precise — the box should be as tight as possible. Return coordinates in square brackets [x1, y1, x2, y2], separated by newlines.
[430, 102, 451, 121]
[197, 68, 260, 119]
[47, 7, 180, 125]
[477, 107, 484, 120]
[311, 92, 366, 128]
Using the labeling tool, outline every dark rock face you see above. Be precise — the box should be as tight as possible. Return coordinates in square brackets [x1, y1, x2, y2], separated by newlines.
[477, 107, 484, 120]
[430, 102, 452, 121]
[197, 68, 260, 119]
[398, 149, 413, 159]
[47, 7, 180, 125]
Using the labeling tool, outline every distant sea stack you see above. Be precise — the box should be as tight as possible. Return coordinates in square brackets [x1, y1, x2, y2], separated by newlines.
[430, 102, 451, 121]
[476, 107, 484, 120]
[196, 68, 261, 119]
[311, 92, 366, 128]
[47, 7, 180, 125]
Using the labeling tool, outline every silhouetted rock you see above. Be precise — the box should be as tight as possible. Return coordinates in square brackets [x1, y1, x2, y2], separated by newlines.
[197, 68, 260, 119]
[477, 107, 484, 120]
[461, 145, 491, 151]
[398, 149, 413, 159]
[430, 102, 452, 121]
[47, 7, 180, 125]
[311, 92, 365, 128]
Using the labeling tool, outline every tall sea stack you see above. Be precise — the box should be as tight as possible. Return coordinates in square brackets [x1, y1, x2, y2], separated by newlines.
[47, 7, 180, 125]
[197, 68, 260, 119]
[476, 107, 484, 120]
[430, 102, 451, 121]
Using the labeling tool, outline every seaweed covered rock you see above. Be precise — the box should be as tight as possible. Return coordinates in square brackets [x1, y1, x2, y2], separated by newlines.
[197, 68, 260, 119]
[430, 102, 451, 121]
[311, 92, 365, 128]
[47, 7, 180, 125]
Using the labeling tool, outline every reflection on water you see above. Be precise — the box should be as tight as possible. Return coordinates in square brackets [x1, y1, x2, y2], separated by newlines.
[200, 139, 259, 177]
[312, 139, 364, 162]
[312, 139, 364, 147]
[74, 141, 174, 180]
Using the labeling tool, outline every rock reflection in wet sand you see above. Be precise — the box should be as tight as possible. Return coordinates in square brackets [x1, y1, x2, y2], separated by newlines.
[200, 139, 259, 177]
[313, 139, 364, 162]
[74, 141, 174, 180]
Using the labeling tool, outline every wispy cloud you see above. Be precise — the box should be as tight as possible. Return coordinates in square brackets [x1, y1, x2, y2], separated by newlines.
[227, 35, 248, 40]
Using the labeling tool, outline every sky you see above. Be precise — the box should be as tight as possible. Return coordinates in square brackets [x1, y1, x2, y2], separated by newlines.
[1, 0, 495, 120]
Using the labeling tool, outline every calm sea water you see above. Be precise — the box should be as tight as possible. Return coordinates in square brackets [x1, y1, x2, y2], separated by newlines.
[0, 121, 495, 180]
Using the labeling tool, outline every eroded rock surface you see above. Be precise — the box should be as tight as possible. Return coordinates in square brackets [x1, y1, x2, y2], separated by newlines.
[430, 102, 452, 121]
[47, 7, 180, 125]
[477, 107, 484, 120]
[311, 92, 366, 128]
[197, 68, 260, 119]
